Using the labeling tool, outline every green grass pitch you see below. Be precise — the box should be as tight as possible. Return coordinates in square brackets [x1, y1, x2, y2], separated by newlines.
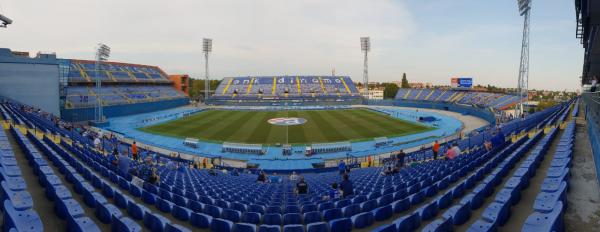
[139, 108, 433, 145]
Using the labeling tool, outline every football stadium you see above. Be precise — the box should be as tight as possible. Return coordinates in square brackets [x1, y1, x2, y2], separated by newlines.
[0, 1, 598, 232]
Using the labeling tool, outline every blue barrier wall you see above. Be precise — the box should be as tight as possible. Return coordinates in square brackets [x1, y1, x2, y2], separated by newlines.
[61, 98, 189, 121]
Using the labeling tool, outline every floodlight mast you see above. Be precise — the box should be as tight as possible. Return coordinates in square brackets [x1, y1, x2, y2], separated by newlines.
[0, 14, 12, 28]
[203, 38, 212, 102]
[95, 43, 110, 123]
[361, 37, 370, 103]
[516, 0, 531, 117]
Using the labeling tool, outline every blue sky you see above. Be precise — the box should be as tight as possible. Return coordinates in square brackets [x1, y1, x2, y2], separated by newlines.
[0, 0, 583, 91]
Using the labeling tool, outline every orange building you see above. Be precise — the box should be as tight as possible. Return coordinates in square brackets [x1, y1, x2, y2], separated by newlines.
[169, 74, 190, 96]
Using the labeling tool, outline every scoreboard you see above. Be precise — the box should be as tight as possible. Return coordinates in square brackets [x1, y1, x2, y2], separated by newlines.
[451, 77, 473, 89]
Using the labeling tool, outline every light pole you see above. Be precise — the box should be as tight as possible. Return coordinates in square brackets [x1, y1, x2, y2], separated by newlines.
[361, 37, 370, 104]
[516, 0, 531, 117]
[95, 43, 110, 123]
[203, 38, 212, 102]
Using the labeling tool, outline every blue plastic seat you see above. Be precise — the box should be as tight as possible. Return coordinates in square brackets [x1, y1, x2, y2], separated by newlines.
[144, 212, 171, 232]
[303, 211, 322, 224]
[215, 199, 230, 209]
[127, 202, 148, 220]
[285, 205, 300, 214]
[187, 200, 203, 212]
[394, 212, 421, 232]
[328, 218, 352, 232]
[164, 223, 191, 232]
[481, 201, 510, 227]
[113, 190, 131, 209]
[451, 183, 465, 199]
[352, 195, 367, 204]
[211, 218, 234, 232]
[190, 212, 212, 229]
[436, 191, 453, 210]
[351, 212, 374, 229]
[409, 191, 425, 205]
[335, 199, 351, 208]
[322, 208, 342, 221]
[460, 192, 484, 210]
[3, 200, 44, 232]
[68, 216, 101, 232]
[533, 181, 567, 213]
[157, 198, 173, 213]
[317, 202, 334, 211]
[467, 219, 495, 232]
[129, 185, 142, 197]
[231, 202, 248, 212]
[422, 217, 452, 232]
[258, 225, 281, 232]
[283, 213, 302, 225]
[263, 213, 283, 225]
[95, 203, 122, 224]
[172, 205, 192, 221]
[392, 198, 410, 213]
[417, 201, 439, 221]
[522, 201, 564, 232]
[372, 223, 396, 232]
[360, 199, 378, 212]
[372, 205, 393, 221]
[235, 223, 257, 232]
[377, 194, 394, 207]
[222, 209, 242, 223]
[283, 224, 304, 232]
[56, 198, 84, 220]
[83, 191, 107, 208]
[495, 187, 520, 205]
[111, 216, 142, 232]
[342, 204, 361, 218]
[101, 182, 114, 198]
[306, 222, 328, 232]
[424, 184, 439, 197]
[242, 212, 262, 224]
[249, 204, 266, 214]
[302, 204, 317, 213]
[442, 203, 470, 225]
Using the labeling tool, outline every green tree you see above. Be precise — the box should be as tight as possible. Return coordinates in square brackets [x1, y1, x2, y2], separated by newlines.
[401, 73, 410, 88]
[189, 79, 221, 98]
[382, 83, 400, 99]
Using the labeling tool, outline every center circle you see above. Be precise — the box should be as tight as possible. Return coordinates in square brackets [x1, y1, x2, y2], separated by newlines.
[268, 117, 307, 126]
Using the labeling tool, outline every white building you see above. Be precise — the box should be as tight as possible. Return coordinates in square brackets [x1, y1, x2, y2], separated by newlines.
[359, 88, 384, 100]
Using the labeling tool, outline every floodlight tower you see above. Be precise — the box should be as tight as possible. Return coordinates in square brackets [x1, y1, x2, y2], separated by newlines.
[203, 38, 212, 101]
[516, 0, 531, 117]
[95, 43, 110, 123]
[361, 37, 370, 102]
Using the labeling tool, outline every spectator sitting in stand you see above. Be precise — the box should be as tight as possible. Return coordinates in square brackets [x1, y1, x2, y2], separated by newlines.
[257, 170, 267, 183]
[322, 182, 340, 201]
[296, 176, 308, 195]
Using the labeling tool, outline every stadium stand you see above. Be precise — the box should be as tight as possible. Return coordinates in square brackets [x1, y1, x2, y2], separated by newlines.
[60, 59, 189, 121]
[0, 95, 575, 232]
[211, 76, 361, 105]
[394, 88, 522, 110]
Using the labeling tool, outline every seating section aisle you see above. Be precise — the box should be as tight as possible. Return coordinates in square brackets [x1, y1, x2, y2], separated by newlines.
[0, 98, 574, 232]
